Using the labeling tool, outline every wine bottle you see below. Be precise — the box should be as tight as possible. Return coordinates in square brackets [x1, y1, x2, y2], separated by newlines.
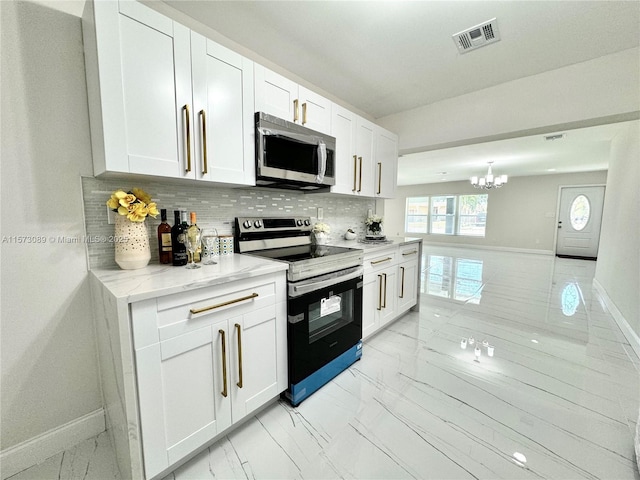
[157, 209, 172, 264]
[187, 211, 202, 263]
[171, 210, 188, 266]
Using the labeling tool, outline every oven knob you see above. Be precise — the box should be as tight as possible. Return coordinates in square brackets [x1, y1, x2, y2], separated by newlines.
[254, 220, 262, 228]
[243, 220, 251, 229]
[297, 219, 303, 226]
[304, 219, 311, 226]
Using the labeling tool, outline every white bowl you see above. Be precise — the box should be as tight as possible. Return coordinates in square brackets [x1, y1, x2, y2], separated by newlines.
[344, 231, 357, 240]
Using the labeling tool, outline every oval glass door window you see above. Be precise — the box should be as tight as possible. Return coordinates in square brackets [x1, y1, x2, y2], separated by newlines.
[570, 195, 590, 231]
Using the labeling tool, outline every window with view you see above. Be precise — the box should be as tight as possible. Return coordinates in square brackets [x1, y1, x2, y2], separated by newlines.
[405, 197, 429, 233]
[405, 194, 488, 237]
[458, 194, 488, 236]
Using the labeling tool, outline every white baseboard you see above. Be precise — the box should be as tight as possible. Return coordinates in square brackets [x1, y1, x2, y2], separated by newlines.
[0, 408, 105, 479]
[593, 278, 640, 361]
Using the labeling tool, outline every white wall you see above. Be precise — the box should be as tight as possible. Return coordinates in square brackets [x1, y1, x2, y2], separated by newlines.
[383, 171, 607, 253]
[595, 121, 640, 338]
[1, 0, 102, 451]
[378, 47, 640, 153]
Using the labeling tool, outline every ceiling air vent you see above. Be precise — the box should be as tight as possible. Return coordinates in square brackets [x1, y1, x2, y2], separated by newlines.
[452, 18, 501, 54]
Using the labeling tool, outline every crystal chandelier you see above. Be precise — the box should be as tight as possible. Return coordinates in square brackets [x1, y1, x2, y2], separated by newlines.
[470, 161, 508, 189]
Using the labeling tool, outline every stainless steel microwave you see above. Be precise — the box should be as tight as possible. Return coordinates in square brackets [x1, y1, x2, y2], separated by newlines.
[255, 112, 336, 192]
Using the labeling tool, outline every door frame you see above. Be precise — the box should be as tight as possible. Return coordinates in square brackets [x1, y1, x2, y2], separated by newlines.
[553, 183, 606, 258]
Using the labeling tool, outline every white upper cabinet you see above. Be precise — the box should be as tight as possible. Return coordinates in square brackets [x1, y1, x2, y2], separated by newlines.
[83, 0, 254, 185]
[330, 104, 398, 199]
[255, 65, 332, 134]
[191, 33, 255, 185]
[374, 128, 399, 199]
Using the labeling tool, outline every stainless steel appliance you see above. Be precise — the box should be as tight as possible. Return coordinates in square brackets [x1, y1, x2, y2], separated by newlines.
[255, 112, 336, 192]
[235, 217, 363, 406]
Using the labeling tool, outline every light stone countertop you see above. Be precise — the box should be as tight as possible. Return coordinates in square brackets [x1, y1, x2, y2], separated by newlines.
[329, 236, 422, 254]
[91, 254, 289, 304]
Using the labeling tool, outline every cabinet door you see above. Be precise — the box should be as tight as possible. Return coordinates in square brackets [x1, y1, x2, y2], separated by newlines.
[96, 1, 193, 178]
[298, 86, 331, 134]
[254, 65, 299, 122]
[331, 104, 358, 195]
[135, 323, 231, 479]
[355, 117, 376, 197]
[378, 268, 397, 328]
[230, 302, 286, 420]
[191, 33, 255, 185]
[374, 129, 398, 199]
[362, 274, 379, 339]
[397, 260, 418, 314]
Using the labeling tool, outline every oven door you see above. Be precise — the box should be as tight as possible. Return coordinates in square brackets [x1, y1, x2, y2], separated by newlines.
[287, 267, 363, 386]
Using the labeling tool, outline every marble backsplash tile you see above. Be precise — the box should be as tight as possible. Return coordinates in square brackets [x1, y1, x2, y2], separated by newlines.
[81, 176, 376, 269]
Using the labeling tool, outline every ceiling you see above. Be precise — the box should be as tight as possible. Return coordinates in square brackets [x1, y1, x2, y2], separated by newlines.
[163, 0, 639, 184]
[398, 122, 627, 185]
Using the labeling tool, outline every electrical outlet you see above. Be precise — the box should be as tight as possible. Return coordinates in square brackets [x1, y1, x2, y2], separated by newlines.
[106, 206, 116, 225]
[367, 208, 373, 218]
[317, 207, 323, 220]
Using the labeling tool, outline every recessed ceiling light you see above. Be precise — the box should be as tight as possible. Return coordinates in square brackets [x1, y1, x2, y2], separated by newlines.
[437, 171, 448, 175]
[547, 168, 556, 172]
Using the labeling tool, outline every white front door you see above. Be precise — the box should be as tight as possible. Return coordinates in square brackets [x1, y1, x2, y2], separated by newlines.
[556, 186, 605, 259]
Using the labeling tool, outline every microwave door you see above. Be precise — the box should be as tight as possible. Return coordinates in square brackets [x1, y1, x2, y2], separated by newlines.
[259, 133, 327, 185]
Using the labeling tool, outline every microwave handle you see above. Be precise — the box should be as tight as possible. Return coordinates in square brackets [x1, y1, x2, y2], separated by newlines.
[316, 140, 327, 183]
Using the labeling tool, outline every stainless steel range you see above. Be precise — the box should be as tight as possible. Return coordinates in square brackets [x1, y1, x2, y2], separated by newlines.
[235, 217, 364, 406]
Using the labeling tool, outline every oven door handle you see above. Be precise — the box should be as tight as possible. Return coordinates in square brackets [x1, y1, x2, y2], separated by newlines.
[289, 267, 363, 297]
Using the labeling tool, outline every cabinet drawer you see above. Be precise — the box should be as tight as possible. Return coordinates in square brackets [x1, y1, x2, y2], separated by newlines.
[132, 274, 283, 349]
[363, 247, 397, 275]
[399, 244, 420, 262]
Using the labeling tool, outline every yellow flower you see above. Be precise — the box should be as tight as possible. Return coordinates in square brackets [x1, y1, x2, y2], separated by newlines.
[132, 188, 152, 205]
[127, 202, 148, 222]
[146, 202, 159, 218]
[106, 195, 120, 209]
[119, 193, 136, 208]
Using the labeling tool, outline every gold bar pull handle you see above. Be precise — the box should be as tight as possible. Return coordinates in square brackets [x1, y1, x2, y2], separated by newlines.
[382, 273, 387, 308]
[402, 250, 418, 257]
[377, 162, 382, 195]
[358, 156, 363, 192]
[190, 293, 259, 315]
[370, 257, 392, 266]
[218, 329, 228, 397]
[183, 104, 191, 173]
[400, 267, 405, 299]
[293, 99, 299, 122]
[235, 323, 243, 388]
[200, 109, 208, 175]
[352, 155, 358, 192]
[302, 102, 307, 125]
[377, 274, 383, 311]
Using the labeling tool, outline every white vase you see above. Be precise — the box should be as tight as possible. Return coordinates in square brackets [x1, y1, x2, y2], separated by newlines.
[314, 231, 328, 245]
[114, 215, 151, 270]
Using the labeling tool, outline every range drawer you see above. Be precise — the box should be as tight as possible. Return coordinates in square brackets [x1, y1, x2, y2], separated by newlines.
[131, 273, 285, 349]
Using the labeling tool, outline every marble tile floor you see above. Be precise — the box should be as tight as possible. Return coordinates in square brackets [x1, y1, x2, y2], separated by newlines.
[9, 247, 639, 480]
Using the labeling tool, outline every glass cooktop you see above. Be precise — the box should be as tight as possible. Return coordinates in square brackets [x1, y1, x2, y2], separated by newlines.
[249, 244, 358, 263]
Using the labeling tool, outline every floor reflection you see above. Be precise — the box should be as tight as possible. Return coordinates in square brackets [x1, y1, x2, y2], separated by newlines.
[423, 254, 484, 304]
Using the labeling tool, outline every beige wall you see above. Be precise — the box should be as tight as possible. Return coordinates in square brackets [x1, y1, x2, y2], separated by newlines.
[383, 171, 607, 253]
[595, 121, 640, 337]
[1, 1, 101, 449]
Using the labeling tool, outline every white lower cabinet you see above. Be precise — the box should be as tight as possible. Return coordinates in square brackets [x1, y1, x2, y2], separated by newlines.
[397, 245, 420, 314]
[362, 242, 421, 339]
[130, 273, 286, 479]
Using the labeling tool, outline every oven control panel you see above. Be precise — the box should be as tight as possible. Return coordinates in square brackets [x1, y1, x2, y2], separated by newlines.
[235, 217, 312, 234]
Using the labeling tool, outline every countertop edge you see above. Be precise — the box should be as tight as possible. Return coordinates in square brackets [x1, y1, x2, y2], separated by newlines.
[91, 254, 289, 303]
